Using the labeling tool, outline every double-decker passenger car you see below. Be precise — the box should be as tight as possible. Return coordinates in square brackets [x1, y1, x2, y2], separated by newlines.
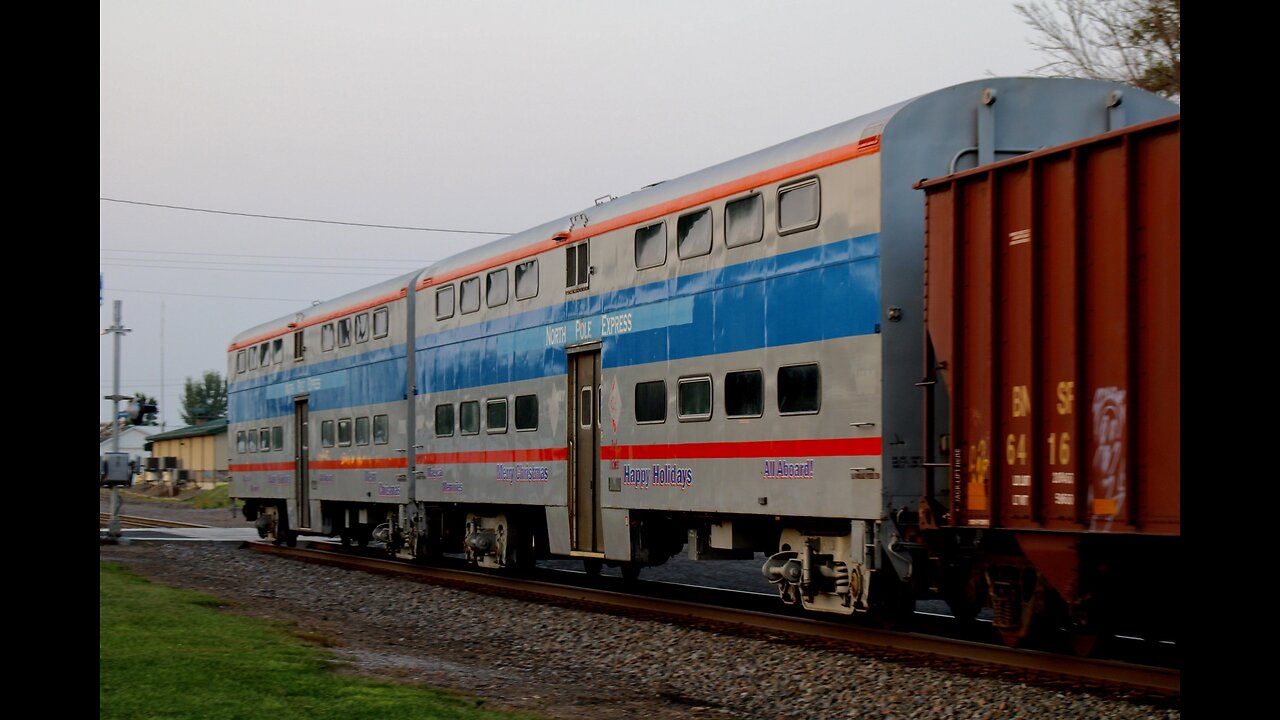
[229, 77, 1178, 636]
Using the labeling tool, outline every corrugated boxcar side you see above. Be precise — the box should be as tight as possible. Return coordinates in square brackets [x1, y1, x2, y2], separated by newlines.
[922, 116, 1179, 536]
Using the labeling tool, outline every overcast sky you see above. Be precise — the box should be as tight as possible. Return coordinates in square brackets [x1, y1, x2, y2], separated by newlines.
[100, 1, 1051, 427]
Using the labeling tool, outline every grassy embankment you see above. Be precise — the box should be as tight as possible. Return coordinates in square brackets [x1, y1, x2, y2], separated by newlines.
[100, 562, 542, 720]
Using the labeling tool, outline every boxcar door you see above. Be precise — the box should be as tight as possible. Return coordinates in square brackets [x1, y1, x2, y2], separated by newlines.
[568, 348, 603, 553]
[294, 397, 311, 529]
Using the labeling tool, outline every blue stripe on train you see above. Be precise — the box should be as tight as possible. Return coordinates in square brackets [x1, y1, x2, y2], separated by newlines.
[231, 234, 880, 420]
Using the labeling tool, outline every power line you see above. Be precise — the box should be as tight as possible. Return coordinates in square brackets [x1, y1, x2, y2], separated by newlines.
[100, 255, 417, 272]
[104, 287, 317, 302]
[101, 247, 437, 264]
[99, 261, 399, 278]
[100, 197, 512, 235]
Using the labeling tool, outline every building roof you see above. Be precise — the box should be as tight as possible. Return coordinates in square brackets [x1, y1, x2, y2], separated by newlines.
[145, 417, 229, 441]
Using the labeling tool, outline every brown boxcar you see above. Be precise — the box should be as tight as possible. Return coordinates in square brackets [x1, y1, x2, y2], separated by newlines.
[918, 115, 1179, 647]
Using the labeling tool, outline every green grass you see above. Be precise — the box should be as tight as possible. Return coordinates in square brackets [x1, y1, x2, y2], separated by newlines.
[100, 562, 543, 720]
[190, 483, 231, 509]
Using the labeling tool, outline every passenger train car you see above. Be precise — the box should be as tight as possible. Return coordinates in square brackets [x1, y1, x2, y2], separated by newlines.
[228, 77, 1178, 642]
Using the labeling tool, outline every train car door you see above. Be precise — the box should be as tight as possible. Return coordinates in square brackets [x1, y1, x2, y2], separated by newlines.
[568, 347, 603, 553]
[294, 397, 311, 529]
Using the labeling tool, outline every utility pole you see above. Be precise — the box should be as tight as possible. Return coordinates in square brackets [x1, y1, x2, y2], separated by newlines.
[102, 300, 131, 543]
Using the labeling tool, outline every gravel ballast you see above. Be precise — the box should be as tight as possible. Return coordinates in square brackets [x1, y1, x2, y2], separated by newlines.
[98, 538, 1178, 720]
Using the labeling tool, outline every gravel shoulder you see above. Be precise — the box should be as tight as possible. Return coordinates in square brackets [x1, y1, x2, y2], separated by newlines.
[98, 541, 1178, 720]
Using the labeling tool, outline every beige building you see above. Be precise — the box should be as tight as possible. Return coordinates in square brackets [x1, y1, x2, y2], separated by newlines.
[145, 418, 229, 488]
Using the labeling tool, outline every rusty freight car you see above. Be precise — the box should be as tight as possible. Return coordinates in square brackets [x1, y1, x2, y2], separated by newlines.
[918, 115, 1180, 650]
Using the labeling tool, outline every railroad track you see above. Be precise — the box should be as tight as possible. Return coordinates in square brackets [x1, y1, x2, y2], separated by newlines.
[99, 513, 210, 529]
[247, 542, 1179, 703]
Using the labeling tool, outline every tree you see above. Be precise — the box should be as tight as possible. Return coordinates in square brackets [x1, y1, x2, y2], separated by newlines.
[182, 370, 228, 425]
[129, 392, 159, 426]
[1016, 0, 1180, 100]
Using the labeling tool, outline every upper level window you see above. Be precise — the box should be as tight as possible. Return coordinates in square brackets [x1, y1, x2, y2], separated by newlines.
[635, 380, 667, 424]
[778, 178, 821, 235]
[272, 338, 284, 364]
[248, 346, 259, 370]
[635, 221, 666, 269]
[487, 269, 509, 308]
[236, 431, 246, 453]
[337, 318, 352, 347]
[677, 209, 712, 259]
[355, 313, 369, 343]
[294, 330, 305, 360]
[354, 417, 369, 445]
[320, 420, 335, 447]
[515, 259, 538, 300]
[321, 323, 335, 351]
[678, 376, 712, 421]
[566, 241, 590, 291]
[460, 277, 481, 314]
[725, 369, 763, 418]
[259, 428, 270, 452]
[436, 285, 455, 319]
[337, 418, 352, 446]
[373, 307, 389, 338]
[259, 343, 270, 368]
[272, 426, 284, 451]
[778, 363, 821, 414]
[725, 193, 764, 248]
[236, 350, 246, 374]
[247, 429, 259, 452]
[373, 414, 389, 444]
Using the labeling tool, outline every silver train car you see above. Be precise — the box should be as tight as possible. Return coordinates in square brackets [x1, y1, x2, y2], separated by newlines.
[229, 77, 1177, 618]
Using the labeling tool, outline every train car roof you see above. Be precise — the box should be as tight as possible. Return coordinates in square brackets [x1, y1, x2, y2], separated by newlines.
[230, 268, 424, 349]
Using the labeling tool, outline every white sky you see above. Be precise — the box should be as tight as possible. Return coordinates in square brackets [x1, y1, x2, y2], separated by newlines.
[100, 1, 1051, 427]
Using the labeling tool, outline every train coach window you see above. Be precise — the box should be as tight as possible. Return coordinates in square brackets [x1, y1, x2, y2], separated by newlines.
[678, 209, 712, 259]
[355, 313, 369, 343]
[460, 401, 480, 435]
[634, 380, 666, 424]
[338, 418, 352, 446]
[355, 417, 369, 445]
[249, 346, 259, 370]
[486, 398, 508, 434]
[566, 241, 590, 291]
[294, 331, 305, 360]
[273, 338, 284, 364]
[236, 350, 246, 374]
[259, 343, 270, 368]
[322, 323, 335, 352]
[487, 269, 509, 308]
[247, 429, 259, 452]
[272, 426, 284, 451]
[515, 394, 538, 431]
[460, 277, 481, 314]
[259, 428, 271, 452]
[725, 193, 763, 248]
[725, 369, 764, 418]
[678, 376, 713, 421]
[515, 259, 538, 300]
[778, 178, 821, 235]
[373, 307, 389, 338]
[435, 404, 455, 437]
[373, 414, 389, 444]
[635, 221, 667, 269]
[436, 286, 455, 320]
[236, 431, 246, 453]
[778, 363, 821, 414]
[338, 318, 352, 347]
[321, 420, 335, 448]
